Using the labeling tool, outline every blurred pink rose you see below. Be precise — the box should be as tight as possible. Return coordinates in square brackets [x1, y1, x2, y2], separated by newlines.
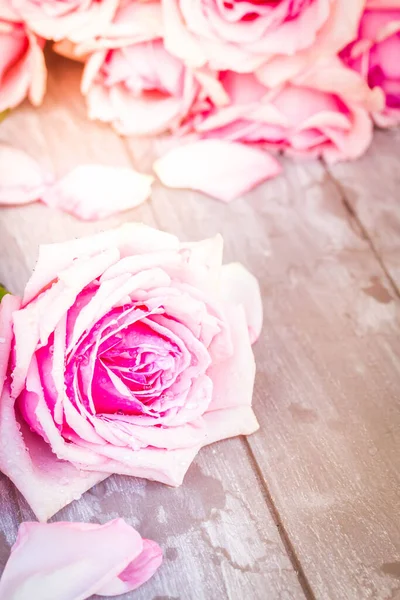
[0, 2, 46, 112]
[80, 1, 225, 136]
[0, 519, 162, 599]
[163, 0, 365, 80]
[341, 1, 400, 127]
[10, 0, 119, 42]
[189, 59, 381, 163]
[0, 224, 261, 521]
[83, 38, 201, 135]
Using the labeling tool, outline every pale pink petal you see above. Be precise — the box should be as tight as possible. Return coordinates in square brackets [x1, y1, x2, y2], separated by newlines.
[221, 263, 263, 343]
[26, 31, 47, 107]
[295, 57, 384, 112]
[208, 305, 257, 412]
[194, 68, 230, 106]
[12, 0, 120, 42]
[0, 384, 107, 521]
[41, 164, 153, 220]
[97, 539, 163, 596]
[0, 293, 20, 397]
[322, 106, 374, 163]
[0, 520, 162, 599]
[23, 223, 179, 305]
[0, 144, 53, 205]
[153, 140, 282, 202]
[0, 1, 20, 21]
[67, 401, 258, 486]
[62, 440, 201, 487]
[76, 0, 164, 54]
[256, 0, 366, 87]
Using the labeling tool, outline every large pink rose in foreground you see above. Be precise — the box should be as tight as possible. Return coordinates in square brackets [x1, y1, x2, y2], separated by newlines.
[0, 224, 261, 521]
[0, 2, 46, 113]
[341, 1, 400, 128]
[10, 0, 119, 42]
[0, 519, 162, 599]
[162, 0, 365, 79]
[189, 60, 381, 163]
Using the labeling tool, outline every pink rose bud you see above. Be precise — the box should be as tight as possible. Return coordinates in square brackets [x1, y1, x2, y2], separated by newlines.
[0, 224, 262, 521]
[0, 519, 162, 599]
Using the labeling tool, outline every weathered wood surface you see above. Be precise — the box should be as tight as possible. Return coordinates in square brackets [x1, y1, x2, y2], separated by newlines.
[1, 54, 400, 600]
[328, 128, 400, 292]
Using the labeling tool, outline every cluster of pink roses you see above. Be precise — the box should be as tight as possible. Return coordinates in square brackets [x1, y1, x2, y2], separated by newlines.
[1, 0, 399, 165]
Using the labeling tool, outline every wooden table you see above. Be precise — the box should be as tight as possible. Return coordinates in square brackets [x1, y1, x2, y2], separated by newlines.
[1, 54, 399, 600]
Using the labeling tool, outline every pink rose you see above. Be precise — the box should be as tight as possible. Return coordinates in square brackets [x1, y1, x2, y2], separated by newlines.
[0, 519, 162, 599]
[0, 2, 46, 113]
[83, 38, 200, 136]
[10, 0, 119, 42]
[163, 0, 365, 79]
[189, 59, 381, 163]
[0, 224, 261, 521]
[341, 1, 400, 128]
[80, 1, 225, 136]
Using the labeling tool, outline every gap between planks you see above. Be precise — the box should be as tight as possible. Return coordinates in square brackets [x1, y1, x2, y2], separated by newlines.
[323, 165, 400, 300]
[243, 439, 316, 600]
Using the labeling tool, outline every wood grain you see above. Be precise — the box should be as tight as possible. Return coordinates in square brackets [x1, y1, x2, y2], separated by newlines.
[1, 52, 400, 600]
[327, 128, 400, 292]
[142, 158, 400, 599]
[0, 55, 305, 600]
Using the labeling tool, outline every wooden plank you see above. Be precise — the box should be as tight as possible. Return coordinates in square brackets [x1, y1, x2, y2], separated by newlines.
[137, 152, 400, 600]
[9, 439, 303, 600]
[0, 54, 304, 599]
[327, 128, 400, 291]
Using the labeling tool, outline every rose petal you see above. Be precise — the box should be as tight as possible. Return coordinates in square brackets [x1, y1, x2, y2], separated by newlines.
[11, 0, 120, 43]
[23, 223, 179, 306]
[41, 164, 154, 220]
[256, 0, 366, 87]
[97, 538, 163, 596]
[221, 262, 263, 343]
[0, 144, 52, 205]
[208, 305, 257, 411]
[0, 520, 162, 600]
[0, 293, 20, 396]
[153, 140, 282, 202]
[0, 385, 107, 521]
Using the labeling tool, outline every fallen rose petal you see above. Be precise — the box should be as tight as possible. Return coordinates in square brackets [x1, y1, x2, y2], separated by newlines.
[0, 519, 162, 600]
[221, 263, 263, 344]
[96, 539, 163, 596]
[41, 164, 153, 220]
[0, 144, 53, 205]
[153, 140, 282, 202]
